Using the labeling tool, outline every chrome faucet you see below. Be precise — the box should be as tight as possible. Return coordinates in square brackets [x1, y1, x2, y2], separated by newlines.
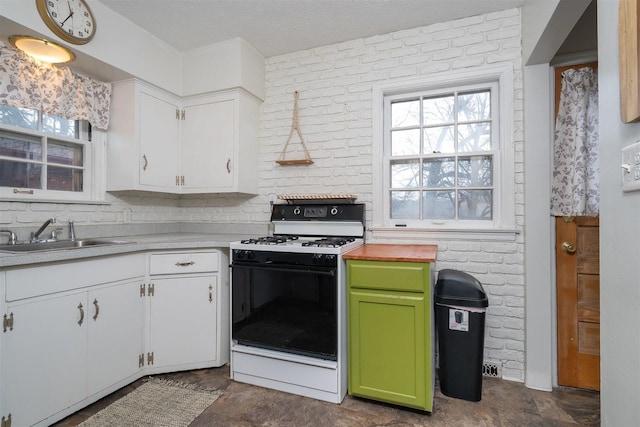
[69, 220, 76, 241]
[0, 229, 17, 245]
[31, 218, 56, 242]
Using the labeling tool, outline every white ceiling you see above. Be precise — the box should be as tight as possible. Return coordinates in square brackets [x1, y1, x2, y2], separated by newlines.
[98, 0, 524, 57]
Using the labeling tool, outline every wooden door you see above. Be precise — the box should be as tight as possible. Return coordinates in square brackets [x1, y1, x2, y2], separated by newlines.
[556, 216, 600, 390]
[554, 62, 600, 391]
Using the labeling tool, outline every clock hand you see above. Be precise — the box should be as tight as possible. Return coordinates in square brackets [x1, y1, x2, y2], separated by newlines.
[59, 11, 74, 27]
[60, 1, 74, 27]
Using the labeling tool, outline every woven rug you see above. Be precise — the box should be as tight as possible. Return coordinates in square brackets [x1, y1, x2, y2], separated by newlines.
[78, 378, 222, 427]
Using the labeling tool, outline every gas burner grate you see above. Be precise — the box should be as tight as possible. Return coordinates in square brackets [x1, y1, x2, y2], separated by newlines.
[302, 237, 356, 248]
[240, 235, 299, 245]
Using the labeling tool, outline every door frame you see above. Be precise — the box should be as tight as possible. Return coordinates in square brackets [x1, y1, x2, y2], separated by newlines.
[523, 53, 597, 391]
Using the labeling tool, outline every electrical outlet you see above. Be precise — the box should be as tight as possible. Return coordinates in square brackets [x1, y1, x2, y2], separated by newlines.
[622, 141, 640, 192]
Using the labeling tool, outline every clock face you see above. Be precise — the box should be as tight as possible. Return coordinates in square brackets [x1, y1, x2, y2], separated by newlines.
[36, 0, 96, 45]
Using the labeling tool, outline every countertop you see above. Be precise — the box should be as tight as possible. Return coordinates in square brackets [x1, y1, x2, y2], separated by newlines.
[343, 243, 437, 263]
[0, 233, 254, 268]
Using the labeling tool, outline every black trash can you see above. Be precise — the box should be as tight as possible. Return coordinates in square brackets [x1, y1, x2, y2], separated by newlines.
[434, 269, 489, 402]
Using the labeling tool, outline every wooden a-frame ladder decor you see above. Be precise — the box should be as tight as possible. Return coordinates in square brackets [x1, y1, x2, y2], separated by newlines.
[276, 91, 314, 165]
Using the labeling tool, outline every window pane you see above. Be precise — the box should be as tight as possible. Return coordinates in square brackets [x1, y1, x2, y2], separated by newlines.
[459, 122, 491, 152]
[391, 129, 420, 155]
[48, 166, 83, 191]
[0, 159, 42, 189]
[391, 100, 420, 127]
[391, 159, 420, 188]
[0, 105, 38, 130]
[423, 94, 454, 125]
[458, 189, 493, 220]
[458, 156, 492, 187]
[48, 141, 83, 166]
[424, 126, 455, 154]
[43, 115, 78, 138]
[391, 191, 419, 219]
[423, 190, 455, 219]
[0, 131, 42, 161]
[423, 157, 455, 188]
[458, 90, 491, 122]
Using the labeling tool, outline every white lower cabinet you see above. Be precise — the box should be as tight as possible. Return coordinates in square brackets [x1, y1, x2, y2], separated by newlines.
[146, 250, 229, 372]
[87, 281, 144, 395]
[4, 291, 88, 427]
[0, 248, 229, 427]
[0, 254, 145, 427]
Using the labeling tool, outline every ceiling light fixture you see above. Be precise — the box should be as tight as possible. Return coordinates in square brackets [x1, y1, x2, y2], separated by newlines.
[8, 35, 75, 64]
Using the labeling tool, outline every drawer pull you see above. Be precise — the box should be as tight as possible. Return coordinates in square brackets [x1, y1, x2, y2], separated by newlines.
[209, 284, 213, 303]
[175, 261, 195, 267]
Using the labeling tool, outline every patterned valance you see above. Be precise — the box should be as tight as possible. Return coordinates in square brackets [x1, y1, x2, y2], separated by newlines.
[0, 41, 111, 130]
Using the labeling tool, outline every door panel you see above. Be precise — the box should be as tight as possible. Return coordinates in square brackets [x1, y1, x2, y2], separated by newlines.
[556, 216, 600, 391]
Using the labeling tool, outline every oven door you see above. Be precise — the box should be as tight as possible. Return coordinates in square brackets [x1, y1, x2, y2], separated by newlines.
[231, 261, 338, 361]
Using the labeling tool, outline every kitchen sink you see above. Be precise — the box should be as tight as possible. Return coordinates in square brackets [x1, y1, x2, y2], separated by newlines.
[0, 239, 133, 253]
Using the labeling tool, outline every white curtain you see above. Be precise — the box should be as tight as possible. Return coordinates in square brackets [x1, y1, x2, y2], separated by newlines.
[0, 41, 112, 130]
[550, 67, 599, 216]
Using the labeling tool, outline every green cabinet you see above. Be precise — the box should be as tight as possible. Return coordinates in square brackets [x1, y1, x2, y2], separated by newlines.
[347, 259, 434, 411]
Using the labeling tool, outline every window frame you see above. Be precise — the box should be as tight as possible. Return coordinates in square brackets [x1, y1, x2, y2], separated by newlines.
[0, 109, 105, 203]
[371, 64, 516, 240]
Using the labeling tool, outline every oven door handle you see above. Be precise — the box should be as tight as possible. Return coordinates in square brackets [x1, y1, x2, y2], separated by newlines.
[231, 263, 336, 276]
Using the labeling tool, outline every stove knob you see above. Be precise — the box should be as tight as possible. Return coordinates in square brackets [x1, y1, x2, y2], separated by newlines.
[293, 207, 301, 215]
[247, 251, 255, 260]
[330, 207, 338, 215]
[234, 250, 245, 259]
[312, 254, 324, 264]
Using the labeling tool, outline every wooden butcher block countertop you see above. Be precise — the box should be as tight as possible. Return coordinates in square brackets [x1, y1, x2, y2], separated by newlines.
[343, 243, 437, 263]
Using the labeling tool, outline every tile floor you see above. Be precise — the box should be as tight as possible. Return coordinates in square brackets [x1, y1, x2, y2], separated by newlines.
[55, 366, 600, 426]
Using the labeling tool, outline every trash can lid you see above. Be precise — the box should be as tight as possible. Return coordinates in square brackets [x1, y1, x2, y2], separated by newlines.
[435, 269, 488, 308]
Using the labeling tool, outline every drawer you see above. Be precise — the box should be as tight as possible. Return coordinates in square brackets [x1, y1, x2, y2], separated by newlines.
[5, 253, 146, 301]
[149, 251, 219, 275]
[347, 260, 429, 293]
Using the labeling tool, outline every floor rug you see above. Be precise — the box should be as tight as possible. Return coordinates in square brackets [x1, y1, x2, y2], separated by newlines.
[78, 378, 222, 427]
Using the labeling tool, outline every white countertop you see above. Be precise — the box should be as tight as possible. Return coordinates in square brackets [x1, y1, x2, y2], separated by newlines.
[0, 232, 253, 268]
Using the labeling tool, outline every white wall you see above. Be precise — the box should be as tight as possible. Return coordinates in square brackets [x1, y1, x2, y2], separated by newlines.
[253, 9, 526, 381]
[598, 0, 640, 425]
[0, 0, 182, 93]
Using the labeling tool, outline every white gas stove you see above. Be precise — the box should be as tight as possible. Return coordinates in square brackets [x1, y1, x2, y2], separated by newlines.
[229, 203, 364, 403]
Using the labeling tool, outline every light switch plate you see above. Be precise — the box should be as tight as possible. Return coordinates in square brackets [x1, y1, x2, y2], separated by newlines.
[622, 141, 640, 192]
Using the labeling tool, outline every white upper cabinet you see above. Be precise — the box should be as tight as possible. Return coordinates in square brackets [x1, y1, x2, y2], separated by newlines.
[107, 79, 260, 194]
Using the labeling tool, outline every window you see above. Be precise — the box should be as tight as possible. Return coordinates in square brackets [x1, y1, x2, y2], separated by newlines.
[372, 65, 515, 238]
[0, 104, 100, 202]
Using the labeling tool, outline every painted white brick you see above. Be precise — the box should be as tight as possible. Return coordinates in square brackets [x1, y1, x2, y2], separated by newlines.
[434, 28, 466, 41]
[419, 41, 451, 53]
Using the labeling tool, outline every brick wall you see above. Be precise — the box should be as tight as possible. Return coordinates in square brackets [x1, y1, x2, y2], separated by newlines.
[254, 8, 525, 381]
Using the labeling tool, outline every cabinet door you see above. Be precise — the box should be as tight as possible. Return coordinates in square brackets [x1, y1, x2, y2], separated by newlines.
[181, 99, 235, 191]
[348, 289, 430, 410]
[149, 275, 218, 369]
[88, 280, 144, 395]
[139, 91, 179, 189]
[3, 293, 87, 427]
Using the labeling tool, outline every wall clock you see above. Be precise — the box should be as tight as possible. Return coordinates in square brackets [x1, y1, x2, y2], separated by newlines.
[36, 0, 96, 45]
